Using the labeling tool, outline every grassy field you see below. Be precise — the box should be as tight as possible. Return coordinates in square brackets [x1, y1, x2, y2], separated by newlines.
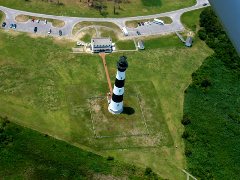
[181, 8, 206, 32]
[100, 28, 118, 42]
[0, 10, 4, 22]
[72, 21, 121, 36]
[0, 117, 158, 179]
[0, 28, 212, 179]
[126, 17, 172, 28]
[116, 40, 136, 50]
[0, 0, 196, 17]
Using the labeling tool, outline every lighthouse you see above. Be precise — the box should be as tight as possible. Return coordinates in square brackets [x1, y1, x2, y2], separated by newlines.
[108, 56, 128, 114]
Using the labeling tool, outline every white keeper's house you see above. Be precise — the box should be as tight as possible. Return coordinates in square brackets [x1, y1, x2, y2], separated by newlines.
[91, 37, 112, 53]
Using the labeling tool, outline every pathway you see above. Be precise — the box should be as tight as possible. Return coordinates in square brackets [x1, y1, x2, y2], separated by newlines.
[99, 53, 113, 96]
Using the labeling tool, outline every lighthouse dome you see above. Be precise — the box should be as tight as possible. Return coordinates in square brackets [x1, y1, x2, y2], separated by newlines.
[117, 56, 128, 71]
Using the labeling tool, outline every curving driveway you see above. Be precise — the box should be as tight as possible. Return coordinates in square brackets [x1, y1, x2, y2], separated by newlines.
[0, 0, 210, 39]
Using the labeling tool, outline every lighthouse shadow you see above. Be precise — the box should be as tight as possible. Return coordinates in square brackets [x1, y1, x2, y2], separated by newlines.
[122, 107, 135, 115]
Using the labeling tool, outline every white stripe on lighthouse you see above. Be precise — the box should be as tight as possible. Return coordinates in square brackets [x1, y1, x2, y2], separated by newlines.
[113, 86, 124, 95]
[116, 70, 125, 80]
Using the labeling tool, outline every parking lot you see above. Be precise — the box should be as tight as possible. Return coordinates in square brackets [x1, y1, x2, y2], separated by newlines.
[126, 20, 184, 37]
[2, 19, 67, 37]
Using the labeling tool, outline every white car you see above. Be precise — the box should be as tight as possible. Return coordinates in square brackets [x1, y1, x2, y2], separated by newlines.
[77, 41, 84, 46]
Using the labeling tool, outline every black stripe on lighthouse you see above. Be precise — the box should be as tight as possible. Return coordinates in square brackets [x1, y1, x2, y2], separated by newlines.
[115, 79, 125, 88]
[112, 94, 123, 102]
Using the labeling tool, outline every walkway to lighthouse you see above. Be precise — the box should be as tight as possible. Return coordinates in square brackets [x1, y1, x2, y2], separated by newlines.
[99, 53, 113, 96]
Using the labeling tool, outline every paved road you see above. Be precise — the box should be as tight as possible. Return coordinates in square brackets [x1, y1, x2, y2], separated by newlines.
[0, 0, 210, 39]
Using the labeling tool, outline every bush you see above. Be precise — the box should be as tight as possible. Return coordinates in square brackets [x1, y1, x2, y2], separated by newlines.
[181, 115, 191, 125]
[185, 148, 192, 157]
[182, 131, 190, 139]
[198, 29, 207, 40]
[144, 167, 152, 175]
[201, 79, 211, 88]
[107, 156, 114, 161]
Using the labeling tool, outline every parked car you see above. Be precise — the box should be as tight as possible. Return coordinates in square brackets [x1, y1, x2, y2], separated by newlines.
[48, 29, 52, 34]
[77, 41, 83, 46]
[37, 19, 40, 23]
[34, 27, 38, 33]
[136, 31, 141, 35]
[141, 22, 144, 26]
[13, 24, 17, 29]
[203, 3, 208, 6]
[59, 30, 62, 36]
[2, 22, 6, 27]
[10, 24, 13, 28]
[138, 22, 141, 26]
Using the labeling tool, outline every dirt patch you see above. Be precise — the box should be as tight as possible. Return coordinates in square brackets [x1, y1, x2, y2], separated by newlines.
[15, 14, 29, 22]
[89, 96, 148, 137]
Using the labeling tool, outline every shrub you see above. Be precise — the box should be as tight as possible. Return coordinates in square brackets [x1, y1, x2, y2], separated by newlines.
[185, 148, 192, 157]
[182, 131, 190, 139]
[144, 167, 152, 175]
[181, 115, 191, 125]
[198, 29, 207, 41]
[107, 156, 114, 161]
[201, 79, 211, 88]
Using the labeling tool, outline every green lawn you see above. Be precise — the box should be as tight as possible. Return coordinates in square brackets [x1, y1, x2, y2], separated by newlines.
[116, 40, 136, 50]
[100, 29, 118, 42]
[0, 0, 196, 17]
[72, 21, 121, 36]
[181, 8, 207, 32]
[0, 10, 4, 22]
[0, 117, 156, 179]
[141, 0, 162, 7]
[0, 29, 212, 179]
[140, 34, 183, 50]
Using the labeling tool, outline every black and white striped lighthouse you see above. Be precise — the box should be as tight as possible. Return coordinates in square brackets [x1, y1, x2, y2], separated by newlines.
[108, 56, 128, 114]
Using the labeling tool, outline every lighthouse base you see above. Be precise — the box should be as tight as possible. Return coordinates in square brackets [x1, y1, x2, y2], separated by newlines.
[108, 101, 123, 114]
[108, 106, 123, 114]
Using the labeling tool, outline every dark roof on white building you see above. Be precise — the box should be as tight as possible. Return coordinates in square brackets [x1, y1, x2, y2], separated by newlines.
[91, 37, 112, 53]
[91, 38, 112, 47]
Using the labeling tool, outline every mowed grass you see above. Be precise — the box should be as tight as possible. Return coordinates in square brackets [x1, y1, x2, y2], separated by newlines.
[181, 8, 206, 32]
[0, 29, 212, 179]
[116, 40, 136, 50]
[0, 10, 4, 22]
[140, 34, 183, 49]
[141, 0, 162, 6]
[72, 21, 121, 36]
[0, 0, 196, 17]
